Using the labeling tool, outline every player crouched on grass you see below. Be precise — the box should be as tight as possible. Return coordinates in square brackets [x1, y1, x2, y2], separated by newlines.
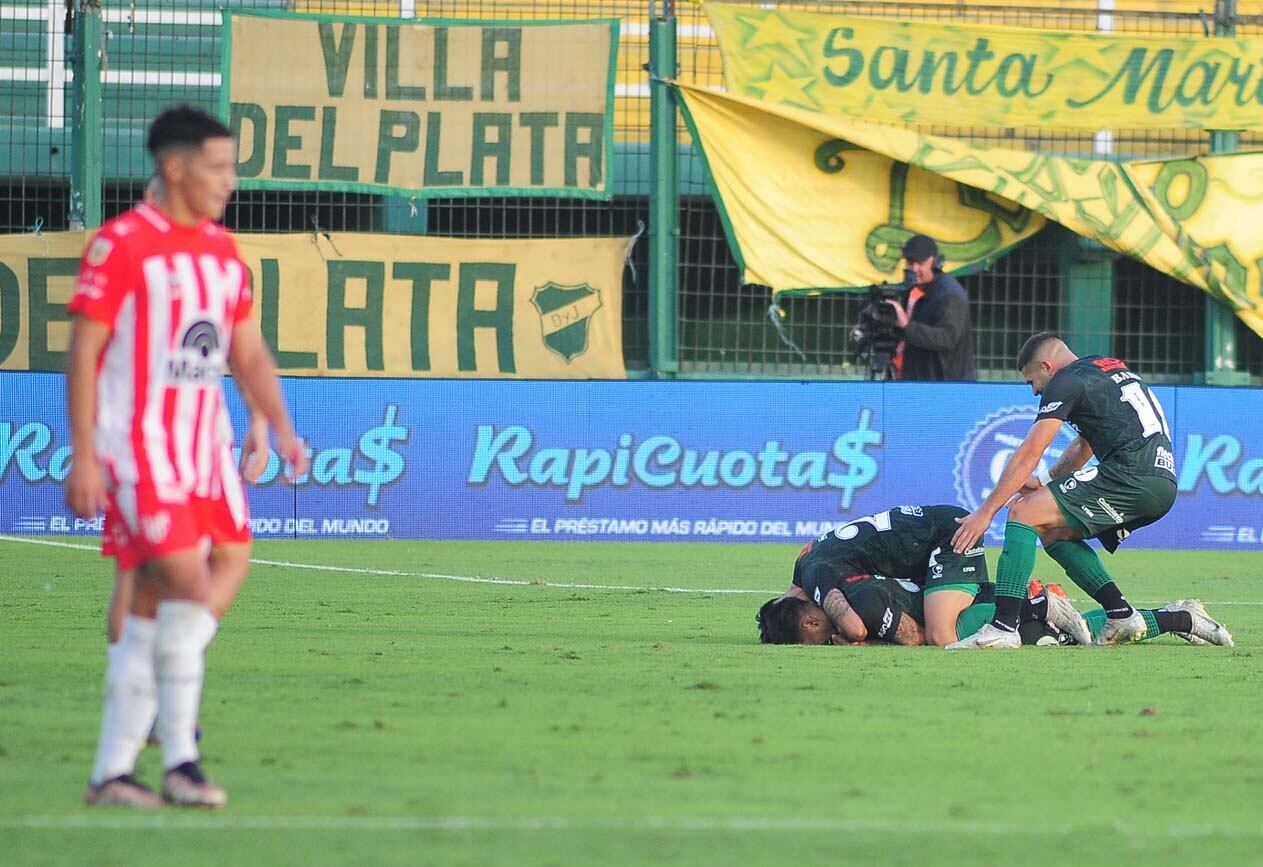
[67, 106, 307, 809]
[760, 504, 1093, 647]
[758, 577, 1232, 647]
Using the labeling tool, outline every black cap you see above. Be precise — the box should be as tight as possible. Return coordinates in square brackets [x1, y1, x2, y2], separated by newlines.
[901, 234, 938, 262]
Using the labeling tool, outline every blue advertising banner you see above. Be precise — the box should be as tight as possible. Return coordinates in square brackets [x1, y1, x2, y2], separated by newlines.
[2, 372, 1261, 549]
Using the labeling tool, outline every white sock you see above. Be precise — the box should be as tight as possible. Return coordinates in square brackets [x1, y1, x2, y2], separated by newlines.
[154, 601, 218, 771]
[89, 616, 158, 786]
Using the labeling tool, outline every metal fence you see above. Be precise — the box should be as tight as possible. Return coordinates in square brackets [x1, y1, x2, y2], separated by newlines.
[1, 0, 1260, 382]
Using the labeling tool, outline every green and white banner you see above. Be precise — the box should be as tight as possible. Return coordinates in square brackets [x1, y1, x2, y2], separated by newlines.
[222, 11, 619, 198]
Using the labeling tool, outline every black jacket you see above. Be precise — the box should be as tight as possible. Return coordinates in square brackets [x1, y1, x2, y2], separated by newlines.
[900, 273, 976, 382]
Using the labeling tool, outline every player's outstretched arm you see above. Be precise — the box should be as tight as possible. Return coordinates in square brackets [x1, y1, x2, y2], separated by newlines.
[65, 316, 111, 519]
[952, 417, 1063, 553]
[228, 320, 308, 481]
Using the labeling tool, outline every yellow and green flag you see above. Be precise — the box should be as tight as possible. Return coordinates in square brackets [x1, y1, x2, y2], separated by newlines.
[676, 83, 1263, 338]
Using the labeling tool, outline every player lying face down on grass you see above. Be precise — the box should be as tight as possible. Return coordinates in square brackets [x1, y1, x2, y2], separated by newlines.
[760, 504, 1092, 647]
[757, 575, 1231, 647]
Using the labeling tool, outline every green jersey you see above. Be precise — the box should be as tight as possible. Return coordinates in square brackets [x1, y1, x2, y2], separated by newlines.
[1036, 356, 1176, 480]
[791, 504, 989, 607]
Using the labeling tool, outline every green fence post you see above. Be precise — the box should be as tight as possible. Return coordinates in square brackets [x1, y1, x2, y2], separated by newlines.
[378, 3, 428, 236]
[379, 196, 429, 234]
[1203, 0, 1249, 385]
[69, 1, 103, 230]
[648, 1, 679, 376]
[1059, 228, 1113, 358]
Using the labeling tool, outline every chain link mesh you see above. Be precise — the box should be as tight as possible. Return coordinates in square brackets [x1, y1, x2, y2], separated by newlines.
[0, 0, 1259, 380]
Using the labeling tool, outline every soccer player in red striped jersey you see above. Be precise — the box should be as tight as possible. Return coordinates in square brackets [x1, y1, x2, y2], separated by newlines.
[66, 106, 308, 808]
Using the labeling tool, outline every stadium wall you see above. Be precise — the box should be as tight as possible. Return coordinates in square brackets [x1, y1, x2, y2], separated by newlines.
[4, 371, 1261, 550]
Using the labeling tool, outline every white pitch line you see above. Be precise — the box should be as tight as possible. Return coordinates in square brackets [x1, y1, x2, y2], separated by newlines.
[3, 814, 1263, 838]
[1, 534, 1260, 604]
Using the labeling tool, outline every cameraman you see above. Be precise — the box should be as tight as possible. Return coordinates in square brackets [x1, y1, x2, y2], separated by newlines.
[884, 234, 976, 381]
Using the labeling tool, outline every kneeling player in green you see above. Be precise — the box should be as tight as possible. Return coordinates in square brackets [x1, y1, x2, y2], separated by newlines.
[950, 333, 1187, 649]
[758, 577, 1232, 647]
[765, 503, 1091, 647]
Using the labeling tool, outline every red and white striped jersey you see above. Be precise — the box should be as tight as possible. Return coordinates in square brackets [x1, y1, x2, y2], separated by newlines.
[69, 203, 253, 498]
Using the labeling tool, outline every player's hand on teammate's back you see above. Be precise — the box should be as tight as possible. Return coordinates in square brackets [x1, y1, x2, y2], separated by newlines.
[65, 454, 108, 519]
[951, 509, 991, 554]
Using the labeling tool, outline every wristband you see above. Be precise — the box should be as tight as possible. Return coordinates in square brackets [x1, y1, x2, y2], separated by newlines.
[1037, 467, 1053, 486]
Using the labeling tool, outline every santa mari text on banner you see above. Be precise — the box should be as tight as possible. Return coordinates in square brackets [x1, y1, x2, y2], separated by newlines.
[222, 10, 619, 198]
[706, 3, 1263, 131]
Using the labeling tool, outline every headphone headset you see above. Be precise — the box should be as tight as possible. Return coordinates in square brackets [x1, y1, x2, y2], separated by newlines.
[932, 251, 944, 271]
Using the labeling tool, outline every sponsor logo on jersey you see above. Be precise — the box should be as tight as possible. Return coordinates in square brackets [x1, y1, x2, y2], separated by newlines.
[1155, 446, 1176, 474]
[1073, 466, 1099, 483]
[1038, 401, 1063, 414]
[167, 320, 224, 383]
[954, 407, 1078, 543]
[1091, 357, 1128, 373]
[86, 236, 113, 266]
[813, 587, 822, 604]
[1081, 505, 1096, 518]
[1096, 498, 1125, 523]
[898, 505, 924, 517]
[142, 510, 171, 544]
[1059, 478, 1077, 493]
[877, 607, 893, 639]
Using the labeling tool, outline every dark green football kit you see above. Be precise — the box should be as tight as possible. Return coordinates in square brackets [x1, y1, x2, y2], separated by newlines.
[791, 504, 991, 638]
[1036, 356, 1177, 551]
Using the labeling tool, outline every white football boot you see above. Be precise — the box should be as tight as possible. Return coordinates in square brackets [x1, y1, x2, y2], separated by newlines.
[1042, 590, 1092, 646]
[946, 623, 1021, 650]
[1164, 599, 1234, 647]
[1092, 609, 1148, 646]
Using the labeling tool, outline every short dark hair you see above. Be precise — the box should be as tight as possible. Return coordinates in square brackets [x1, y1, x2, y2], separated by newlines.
[756, 597, 809, 644]
[1017, 331, 1062, 370]
[146, 105, 233, 159]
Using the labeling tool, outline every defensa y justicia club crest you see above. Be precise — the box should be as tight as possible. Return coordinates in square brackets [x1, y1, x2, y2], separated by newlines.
[530, 282, 604, 362]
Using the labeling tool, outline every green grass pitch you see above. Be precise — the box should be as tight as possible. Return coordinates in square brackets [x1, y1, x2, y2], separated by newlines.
[1, 536, 1261, 866]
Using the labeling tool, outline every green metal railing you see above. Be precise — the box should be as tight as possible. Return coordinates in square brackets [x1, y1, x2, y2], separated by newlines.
[1, 0, 1259, 382]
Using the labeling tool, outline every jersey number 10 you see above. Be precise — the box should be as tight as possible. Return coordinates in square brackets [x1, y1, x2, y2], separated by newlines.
[1119, 382, 1170, 439]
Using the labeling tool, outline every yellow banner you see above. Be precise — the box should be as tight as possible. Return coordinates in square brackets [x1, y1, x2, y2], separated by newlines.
[223, 11, 618, 197]
[0, 232, 628, 378]
[676, 84, 1263, 339]
[676, 85, 1046, 292]
[706, 4, 1263, 131]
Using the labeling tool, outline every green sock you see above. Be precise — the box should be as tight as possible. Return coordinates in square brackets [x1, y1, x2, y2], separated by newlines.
[956, 603, 994, 640]
[992, 522, 1038, 629]
[996, 522, 1039, 599]
[1044, 540, 1114, 596]
[1083, 608, 1164, 642]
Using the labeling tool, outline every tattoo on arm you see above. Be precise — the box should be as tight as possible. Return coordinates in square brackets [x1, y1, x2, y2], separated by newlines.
[823, 590, 867, 641]
[891, 615, 925, 646]
[1047, 436, 1093, 480]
